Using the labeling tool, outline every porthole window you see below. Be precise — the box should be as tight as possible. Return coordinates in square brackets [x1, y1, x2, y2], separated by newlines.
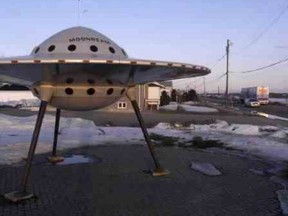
[87, 88, 95, 95]
[33, 88, 39, 95]
[65, 88, 74, 95]
[48, 45, 55, 52]
[66, 78, 74, 84]
[90, 45, 98, 52]
[68, 44, 76, 52]
[109, 47, 115, 54]
[120, 88, 125, 95]
[34, 47, 40, 54]
[107, 88, 114, 95]
[87, 79, 95, 84]
[121, 49, 127, 57]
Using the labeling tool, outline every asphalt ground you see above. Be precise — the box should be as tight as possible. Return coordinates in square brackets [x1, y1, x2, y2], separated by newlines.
[0, 145, 283, 216]
[1, 107, 288, 127]
[206, 98, 288, 119]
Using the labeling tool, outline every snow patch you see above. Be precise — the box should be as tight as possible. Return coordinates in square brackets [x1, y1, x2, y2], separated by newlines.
[180, 105, 218, 113]
[159, 104, 178, 111]
[0, 91, 39, 107]
[190, 162, 222, 176]
[159, 102, 218, 113]
[182, 101, 197, 105]
[277, 190, 288, 215]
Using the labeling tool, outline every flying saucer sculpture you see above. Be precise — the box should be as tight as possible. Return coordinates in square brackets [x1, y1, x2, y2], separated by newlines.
[0, 26, 211, 202]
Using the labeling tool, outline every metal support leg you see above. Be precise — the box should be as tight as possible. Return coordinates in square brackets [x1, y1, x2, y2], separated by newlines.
[4, 101, 48, 202]
[48, 109, 64, 163]
[126, 87, 169, 176]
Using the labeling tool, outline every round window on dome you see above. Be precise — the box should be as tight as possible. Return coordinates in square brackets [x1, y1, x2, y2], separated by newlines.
[87, 88, 95, 95]
[121, 49, 127, 57]
[68, 44, 76, 52]
[107, 88, 114, 95]
[34, 47, 40, 54]
[90, 45, 98, 52]
[48, 45, 55, 52]
[109, 47, 115, 54]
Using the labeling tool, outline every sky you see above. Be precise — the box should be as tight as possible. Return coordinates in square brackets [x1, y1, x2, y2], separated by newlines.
[0, 0, 287, 93]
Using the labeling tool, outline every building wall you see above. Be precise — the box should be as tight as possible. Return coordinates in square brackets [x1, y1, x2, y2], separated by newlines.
[148, 87, 160, 99]
[100, 84, 147, 112]
[101, 82, 172, 112]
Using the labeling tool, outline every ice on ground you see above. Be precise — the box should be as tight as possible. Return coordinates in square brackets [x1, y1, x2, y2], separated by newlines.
[190, 162, 222, 176]
[277, 190, 288, 215]
[180, 104, 218, 113]
[58, 155, 93, 165]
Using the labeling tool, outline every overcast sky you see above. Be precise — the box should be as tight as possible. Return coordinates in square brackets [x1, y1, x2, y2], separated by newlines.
[0, 0, 287, 93]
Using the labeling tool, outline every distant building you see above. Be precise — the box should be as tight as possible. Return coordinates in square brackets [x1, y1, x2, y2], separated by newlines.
[160, 81, 173, 97]
[102, 82, 172, 111]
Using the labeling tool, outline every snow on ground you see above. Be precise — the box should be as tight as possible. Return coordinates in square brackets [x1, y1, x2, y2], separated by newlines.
[182, 101, 197, 105]
[160, 102, 218, 113]
[190, 162, 222, 176]
[181, 104, 218, 113]
[270, 98, 288, 105]
[0, 91, 39, 107]
[159, 103, 179, 111]
[0, 114, 288, 165]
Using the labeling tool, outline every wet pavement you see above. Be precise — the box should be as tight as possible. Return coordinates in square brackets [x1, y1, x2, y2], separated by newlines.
[0, 145, 283, 216]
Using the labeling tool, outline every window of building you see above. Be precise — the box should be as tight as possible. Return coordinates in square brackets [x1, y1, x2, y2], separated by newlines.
[117, 102, 127, 109]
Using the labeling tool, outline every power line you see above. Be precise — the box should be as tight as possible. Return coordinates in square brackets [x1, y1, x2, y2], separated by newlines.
[175, 52, 226, 87]
[210, 53, 226, 69]
[232, 56, 288, 74]
[240, 2, 288, 51]
[204, 72, 226, 84]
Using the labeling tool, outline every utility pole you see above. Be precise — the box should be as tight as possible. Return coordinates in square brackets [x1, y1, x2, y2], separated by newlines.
[225, 39, 230, 104]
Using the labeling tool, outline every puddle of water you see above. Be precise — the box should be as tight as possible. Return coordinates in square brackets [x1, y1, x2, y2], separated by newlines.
[57, 155, 95, 165]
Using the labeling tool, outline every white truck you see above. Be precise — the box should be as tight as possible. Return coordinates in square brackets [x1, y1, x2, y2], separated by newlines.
[240, 86, 269, 105]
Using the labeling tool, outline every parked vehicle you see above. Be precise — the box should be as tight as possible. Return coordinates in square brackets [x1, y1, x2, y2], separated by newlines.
[240, 86, 269, 105]
[245, 98, 260, 107]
